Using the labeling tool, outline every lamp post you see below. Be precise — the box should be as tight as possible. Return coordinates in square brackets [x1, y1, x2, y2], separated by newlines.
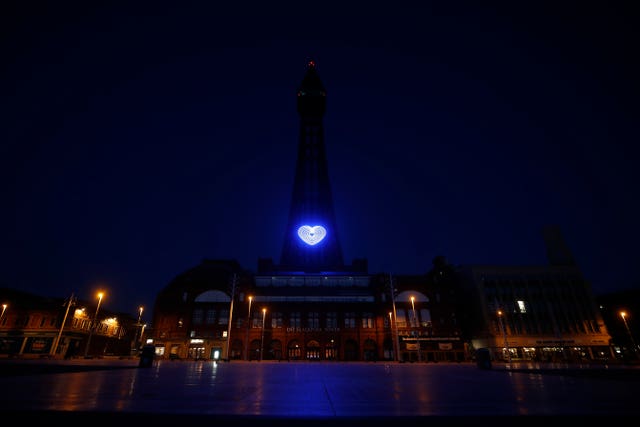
[620, 311, 638, 359]
[50, 293, 75, 357]
[131, 306, 144, 353]
[497, 310, 511, 363]
[245, 296, 252, 360]
[411, 296, 421, 362]
[388, 311, 396, 361]
[260, 308, 266, 362]
[389, 274, 402, 362]
[224, 274, 236, 361]
[84, 292, 104, 358]
[140, 323, 147, 346]
[0, 304, 7, 321]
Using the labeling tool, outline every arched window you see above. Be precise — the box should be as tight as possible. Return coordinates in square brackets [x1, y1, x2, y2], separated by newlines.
[195, 290, 230, 302]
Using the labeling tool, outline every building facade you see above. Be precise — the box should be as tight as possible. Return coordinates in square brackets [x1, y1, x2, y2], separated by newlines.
[149, 257, 468, 362]
[456, 227, 614, 363]
[0, 288, 138, 359]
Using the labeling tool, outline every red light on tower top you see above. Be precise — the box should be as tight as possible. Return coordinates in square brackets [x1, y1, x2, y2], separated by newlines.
[308, 60, 316, 68]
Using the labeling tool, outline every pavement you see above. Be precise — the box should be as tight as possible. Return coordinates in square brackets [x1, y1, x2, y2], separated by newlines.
[0, 358, 639, 425]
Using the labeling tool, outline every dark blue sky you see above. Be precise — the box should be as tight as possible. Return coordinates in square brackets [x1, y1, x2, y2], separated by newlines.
[2, 1, 639, 315]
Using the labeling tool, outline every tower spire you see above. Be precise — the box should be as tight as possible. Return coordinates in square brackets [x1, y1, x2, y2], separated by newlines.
[279, 62, 344, 272]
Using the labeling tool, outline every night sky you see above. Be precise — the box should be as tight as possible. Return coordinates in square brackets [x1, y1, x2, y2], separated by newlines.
[2, 2, 639, 316]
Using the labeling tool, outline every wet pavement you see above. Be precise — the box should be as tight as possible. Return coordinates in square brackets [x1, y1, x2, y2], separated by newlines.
[0, 359, 638, 425]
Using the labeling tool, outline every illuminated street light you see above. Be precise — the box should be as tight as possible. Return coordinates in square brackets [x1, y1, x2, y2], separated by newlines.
[0, 304, 7, 321]
[497, 310, 511, 363]
[245, 296, 253, 360]
[260, 308, 266, 361]
[132, 306, 144, 353]
[83, 292, 104, 358]
[620, 311, 638, 359]
[411, 296, 421, 362]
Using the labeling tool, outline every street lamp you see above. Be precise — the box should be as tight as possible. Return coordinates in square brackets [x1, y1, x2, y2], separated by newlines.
[224, 274, 237, 361]
[620, 311, 638, 359]
[133, 306, 144, 353]
[245, 296, 252, 360]
[388, 311, 396, 361]
[497, 310, 511, 363]
[84, 292, 104, 358]
[389, 274, 402, 362]
[260, 308, 266, 362]
[140, 323, 147, 345]
[0, 304, 7, 322]
[411, 296, 421, 362]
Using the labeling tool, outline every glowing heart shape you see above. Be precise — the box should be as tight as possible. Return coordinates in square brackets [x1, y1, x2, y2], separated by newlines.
[297, 225, 327, 246]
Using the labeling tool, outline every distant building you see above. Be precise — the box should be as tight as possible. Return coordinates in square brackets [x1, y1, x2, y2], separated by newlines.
[456, 227, 613, 362]
[0, 287, 138, 359]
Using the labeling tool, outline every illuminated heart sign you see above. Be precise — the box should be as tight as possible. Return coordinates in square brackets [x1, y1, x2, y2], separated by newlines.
[297, 225, 327, 246]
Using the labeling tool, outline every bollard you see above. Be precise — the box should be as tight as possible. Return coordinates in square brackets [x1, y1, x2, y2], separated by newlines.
[138, 344, 155, 368]
[475, 348, 492, 370]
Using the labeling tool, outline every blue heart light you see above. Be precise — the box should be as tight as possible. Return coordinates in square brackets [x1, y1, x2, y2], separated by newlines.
[297, 225, 327, 246]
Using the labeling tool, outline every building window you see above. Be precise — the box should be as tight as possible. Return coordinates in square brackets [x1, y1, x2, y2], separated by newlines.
[419, 309, 431, 327]
[271, 312, 283, 328]
[218, 309, 229, 325]
[517, 300, 527, 313]
[344, 312, 356, 329]
[362, 312, 374, 328]
[290, 312, 301, 328]
[326, 312, 337, 328]
[192, 309, 204, 325]
[206, 309, 216, 324]
[396, 309, 407, 328]
[252, 312, 262, 328]
[308, 312, 320, 328]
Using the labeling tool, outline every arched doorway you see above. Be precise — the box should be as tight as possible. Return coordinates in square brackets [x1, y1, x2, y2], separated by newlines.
[288, 339, 302, 360]
[306, 340, 321, 360]
[325, 339, 338, 360]
[383, 338, 394, 360]
[249, 339, 261, 361]
[344, 339, 358, 361]
[363, 339, 377, 361]
[269, 340, 282, 360]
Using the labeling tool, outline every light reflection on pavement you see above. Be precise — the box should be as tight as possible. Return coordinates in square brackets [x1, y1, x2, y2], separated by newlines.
[0, 360, 638, 419]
